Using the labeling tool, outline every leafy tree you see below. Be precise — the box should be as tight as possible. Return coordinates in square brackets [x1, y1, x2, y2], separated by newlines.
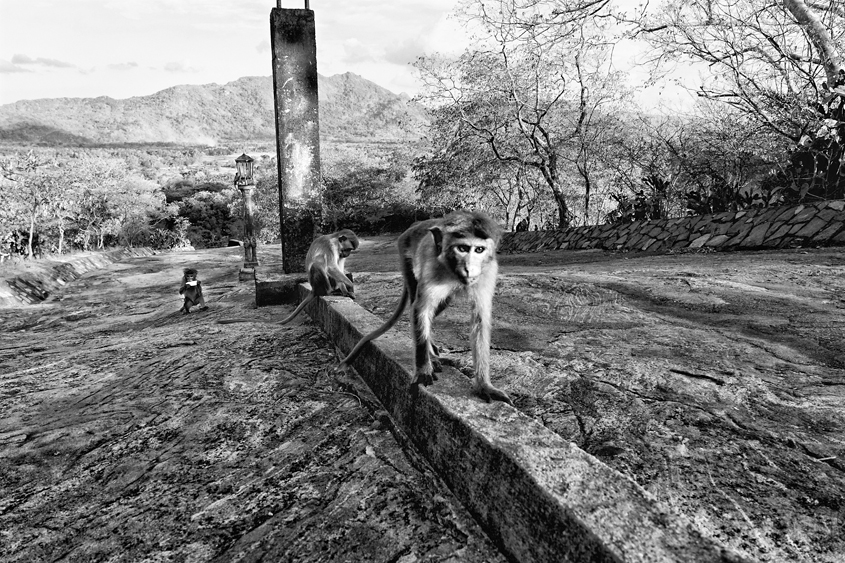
[413, 140, 548, 230]
[323, 162, 422, 234]
[668, 107, 780, 213]
[416, 0, 629, 229]
[414, 0, 636, 229]
[601, 113, 685, 216]
[605, 176, 669, 224]
[639, 0, 844, 137]
[109, 176, 175, 247]
[62, 157, 129, 250]
[0, 151, 63, 258]
[179, 189, 237, 249]
[637, 0, 845, 202]
[44, 178, 80, 255]
[252, 173, 281, 244]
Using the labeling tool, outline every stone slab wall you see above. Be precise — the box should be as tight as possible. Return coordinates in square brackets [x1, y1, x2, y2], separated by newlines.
[500, 200, 845, 254]
[301, 286, 745, 563]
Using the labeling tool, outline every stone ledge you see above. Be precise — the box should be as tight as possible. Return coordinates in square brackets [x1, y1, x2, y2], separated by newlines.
[254, 273, 308, 307]
[298, 284, 747, 563]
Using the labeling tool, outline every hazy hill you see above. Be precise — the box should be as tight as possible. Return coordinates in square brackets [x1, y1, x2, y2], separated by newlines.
[0, 73, 429, 146]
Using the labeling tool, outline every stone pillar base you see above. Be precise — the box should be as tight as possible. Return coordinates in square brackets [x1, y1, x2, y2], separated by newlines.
[239, 268, 256, 281]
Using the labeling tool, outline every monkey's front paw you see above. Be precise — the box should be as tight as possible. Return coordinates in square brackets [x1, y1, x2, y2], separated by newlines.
[413, 370, 437, 386]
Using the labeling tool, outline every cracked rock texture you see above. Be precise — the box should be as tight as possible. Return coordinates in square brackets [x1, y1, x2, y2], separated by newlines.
[0, 246, 507, 563]
[351, 238, 845, 563]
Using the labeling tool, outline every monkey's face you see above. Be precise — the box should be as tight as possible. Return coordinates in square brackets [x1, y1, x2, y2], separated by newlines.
[337, 232, 359, 258]
[446, 237, 494, 285]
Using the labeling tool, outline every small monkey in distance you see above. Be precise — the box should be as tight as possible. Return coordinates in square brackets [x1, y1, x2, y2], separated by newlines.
[179, 267, 207, 314]
[338, 211, 511, 404]
[218, 229, 360, 325]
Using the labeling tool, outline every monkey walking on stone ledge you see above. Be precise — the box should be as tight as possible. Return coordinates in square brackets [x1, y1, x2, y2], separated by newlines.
[217, 229, 359, 325]
[179, 267, 207, 314]
[338, 211, 512, 404]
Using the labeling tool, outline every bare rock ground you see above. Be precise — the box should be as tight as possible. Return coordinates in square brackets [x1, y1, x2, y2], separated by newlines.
[351, 238, 845, 563]
[3, 239, 844, 563]
[0, 246, 506, 563]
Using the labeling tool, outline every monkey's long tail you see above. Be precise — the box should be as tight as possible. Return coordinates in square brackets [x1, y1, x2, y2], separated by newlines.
[278, 295, 314, 325]
[338, 288, 408, 369]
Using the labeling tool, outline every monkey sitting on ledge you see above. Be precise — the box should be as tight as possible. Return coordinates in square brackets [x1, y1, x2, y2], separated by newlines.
[338, 210, 512, 404]
[217, 229, 359, 325]
[276, 228, 359, 324]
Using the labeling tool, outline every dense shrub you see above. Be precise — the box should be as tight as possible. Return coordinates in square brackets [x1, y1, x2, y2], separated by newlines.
[323, 165, 426, 234]
[178, 190, 235, 248]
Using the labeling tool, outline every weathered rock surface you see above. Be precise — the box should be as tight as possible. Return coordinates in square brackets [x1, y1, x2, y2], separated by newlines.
[0, 246, 506, 563]
[4, 239, 844, 563]
[351, 239, 845, 563]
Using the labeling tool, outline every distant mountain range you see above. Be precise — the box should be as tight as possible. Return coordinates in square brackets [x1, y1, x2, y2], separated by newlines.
[0, 73, 429, 146]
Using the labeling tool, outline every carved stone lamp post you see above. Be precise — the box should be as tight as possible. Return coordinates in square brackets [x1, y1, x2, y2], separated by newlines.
[235, 153, 259, 281]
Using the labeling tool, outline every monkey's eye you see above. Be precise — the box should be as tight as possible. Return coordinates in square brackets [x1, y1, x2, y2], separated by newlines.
[339, 236, 347, 242]
[456, 244, 470, 253]
[474, 246, 485, 254]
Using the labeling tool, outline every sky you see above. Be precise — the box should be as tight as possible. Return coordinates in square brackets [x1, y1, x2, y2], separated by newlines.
[0, 0, 697, 110]
[0, 0, 468, 106]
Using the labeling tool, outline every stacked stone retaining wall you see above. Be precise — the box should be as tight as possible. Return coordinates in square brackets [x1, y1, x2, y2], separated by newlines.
[500, 199, 845, 254]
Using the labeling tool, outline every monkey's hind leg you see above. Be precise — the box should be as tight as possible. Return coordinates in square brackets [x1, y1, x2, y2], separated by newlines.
[429, 342, 443, 373]
[411, 301, 438, 387]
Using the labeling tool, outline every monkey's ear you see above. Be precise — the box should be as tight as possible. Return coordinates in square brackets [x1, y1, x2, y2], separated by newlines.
[429, 227, 444, 255]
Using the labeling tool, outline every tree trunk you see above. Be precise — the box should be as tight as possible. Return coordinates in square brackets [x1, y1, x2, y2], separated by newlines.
[554, 192, 570, 229]
[538, 158, 570, 229]
[27, 214, 35, 259]
[57, 225, 64, 255]
[578, 161, 592, 226]
[783, 0, 844, 84]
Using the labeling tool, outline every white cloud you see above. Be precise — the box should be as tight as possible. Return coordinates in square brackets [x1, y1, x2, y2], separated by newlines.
[0, 0, 464, 104]
[0, 59, 30, 74]
[11, 53, 75, 68]
[108, 62, 140, 71]
[164, 61, 199, 73]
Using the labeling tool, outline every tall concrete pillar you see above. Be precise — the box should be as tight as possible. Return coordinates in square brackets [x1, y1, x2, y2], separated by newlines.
[270, 4, 321, 274]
